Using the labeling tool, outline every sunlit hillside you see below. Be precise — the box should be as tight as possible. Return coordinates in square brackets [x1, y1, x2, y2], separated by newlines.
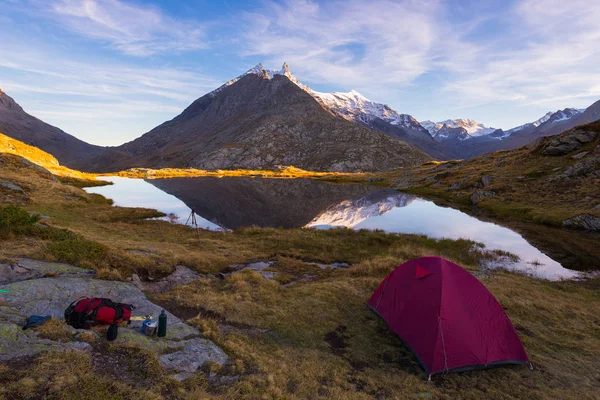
[0, 132, 97, 180]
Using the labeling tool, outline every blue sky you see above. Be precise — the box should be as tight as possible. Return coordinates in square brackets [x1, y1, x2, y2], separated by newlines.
[1, 0, 599, 146]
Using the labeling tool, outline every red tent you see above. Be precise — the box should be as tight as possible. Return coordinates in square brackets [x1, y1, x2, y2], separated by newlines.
[368, 256, 530, 377]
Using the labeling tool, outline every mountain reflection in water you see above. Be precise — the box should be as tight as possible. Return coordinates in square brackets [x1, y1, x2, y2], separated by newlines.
[86, 176, 581, 280]
[148, 177, 381, 229]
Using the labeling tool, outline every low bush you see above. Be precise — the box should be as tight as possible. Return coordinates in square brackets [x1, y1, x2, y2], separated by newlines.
[0, 205, 40, 237]
[47, 236, 107, 266]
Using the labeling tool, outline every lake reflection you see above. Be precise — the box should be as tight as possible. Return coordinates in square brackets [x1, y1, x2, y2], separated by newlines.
[85, 176, 580, 280]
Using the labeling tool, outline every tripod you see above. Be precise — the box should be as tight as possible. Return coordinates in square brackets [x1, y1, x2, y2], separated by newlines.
[185, 209, 201, 239]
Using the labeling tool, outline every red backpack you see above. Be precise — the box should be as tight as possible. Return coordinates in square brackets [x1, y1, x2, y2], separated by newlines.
[64, 297, 134, 340]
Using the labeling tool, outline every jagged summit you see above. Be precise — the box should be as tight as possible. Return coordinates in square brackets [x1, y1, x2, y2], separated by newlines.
[210, 62, 307, 96]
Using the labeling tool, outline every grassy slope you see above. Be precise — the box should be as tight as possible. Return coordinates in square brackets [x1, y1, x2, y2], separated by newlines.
[0, 152, 599, 399]
[406, 123, 598, 225]
[0, 132, 100, 180]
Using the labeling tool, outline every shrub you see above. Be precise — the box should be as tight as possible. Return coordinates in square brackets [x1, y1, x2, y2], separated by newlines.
[0, 205, 40, 237]
[47, 236, 107, 265]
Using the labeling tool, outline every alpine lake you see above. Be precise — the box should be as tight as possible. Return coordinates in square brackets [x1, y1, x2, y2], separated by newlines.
[85, 176, 598, 281]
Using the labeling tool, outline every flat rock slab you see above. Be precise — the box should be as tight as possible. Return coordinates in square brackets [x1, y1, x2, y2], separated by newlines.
[0, 258, 94, 285]
[0, 322, 92, 361]
[1, 276, 197, 335]
[0, 259, 227, 377]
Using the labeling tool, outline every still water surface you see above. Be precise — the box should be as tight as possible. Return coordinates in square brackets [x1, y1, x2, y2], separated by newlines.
[85, 176, 580, 280]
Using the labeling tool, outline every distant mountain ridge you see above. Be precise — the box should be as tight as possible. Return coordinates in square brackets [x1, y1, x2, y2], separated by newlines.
[0, 89, 106, 170]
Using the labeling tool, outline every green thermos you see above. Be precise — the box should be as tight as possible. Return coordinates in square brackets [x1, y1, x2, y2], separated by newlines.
[158, 309, 167, 337]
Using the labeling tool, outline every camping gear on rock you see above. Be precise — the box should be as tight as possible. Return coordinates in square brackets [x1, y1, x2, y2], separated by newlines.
[23, 315, 51, 330]
[141, 316, 152, 334]
[158, 309, 167, 337]
[144, 321, 158, 337]
[64, 297, 134, 340]
[369, 256, 530, 378]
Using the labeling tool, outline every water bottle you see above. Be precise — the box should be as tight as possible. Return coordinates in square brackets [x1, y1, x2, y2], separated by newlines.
[158, 310, 167, 337]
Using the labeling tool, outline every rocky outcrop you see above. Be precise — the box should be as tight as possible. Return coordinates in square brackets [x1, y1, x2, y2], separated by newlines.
[470, 190, 496, 205]
[541, 130, 597, 156]
[0, 258, 93, 285]
[131, 265, 207, 294]
[563, 214, 600, 232]
[0, 259, 227, 379]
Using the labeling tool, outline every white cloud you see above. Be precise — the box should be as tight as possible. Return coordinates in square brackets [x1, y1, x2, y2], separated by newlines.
[239, 0, 599, 118]
[0, 42, 224, 144]
[440, 0, 600, 109]
[240, 0, 441, 92]
[50, 0, 207, 56]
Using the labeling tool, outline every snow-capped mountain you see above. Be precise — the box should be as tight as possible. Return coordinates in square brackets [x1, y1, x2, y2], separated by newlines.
[237, 64, 427, 135]
[217, 63, 597, 160]
[506, 109, 583, 135]
[310, 90, 429, 135]
[306, 190, 416, 229]
[421, 119, 497, 137]
[238, 63, 446, 156]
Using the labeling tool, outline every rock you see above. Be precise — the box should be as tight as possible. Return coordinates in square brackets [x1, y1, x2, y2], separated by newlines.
[159, 337, 228, 376]
[572, 151, 590, 159]
[480, 175, 493, 188]
[563, 214, 600, 231]
[0, 258, 93, 285]
[244, 262, 272, 271]
[562, 158, 600, 179]
[0, 180, 24, 193]
[0, 320, 93, 361]
[133, 266, 204, 294]
[470, 190, 496, 205]
[573, 130, 597, 144]
[542, 130, 597, 156]
[447, 178, 470, 191]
